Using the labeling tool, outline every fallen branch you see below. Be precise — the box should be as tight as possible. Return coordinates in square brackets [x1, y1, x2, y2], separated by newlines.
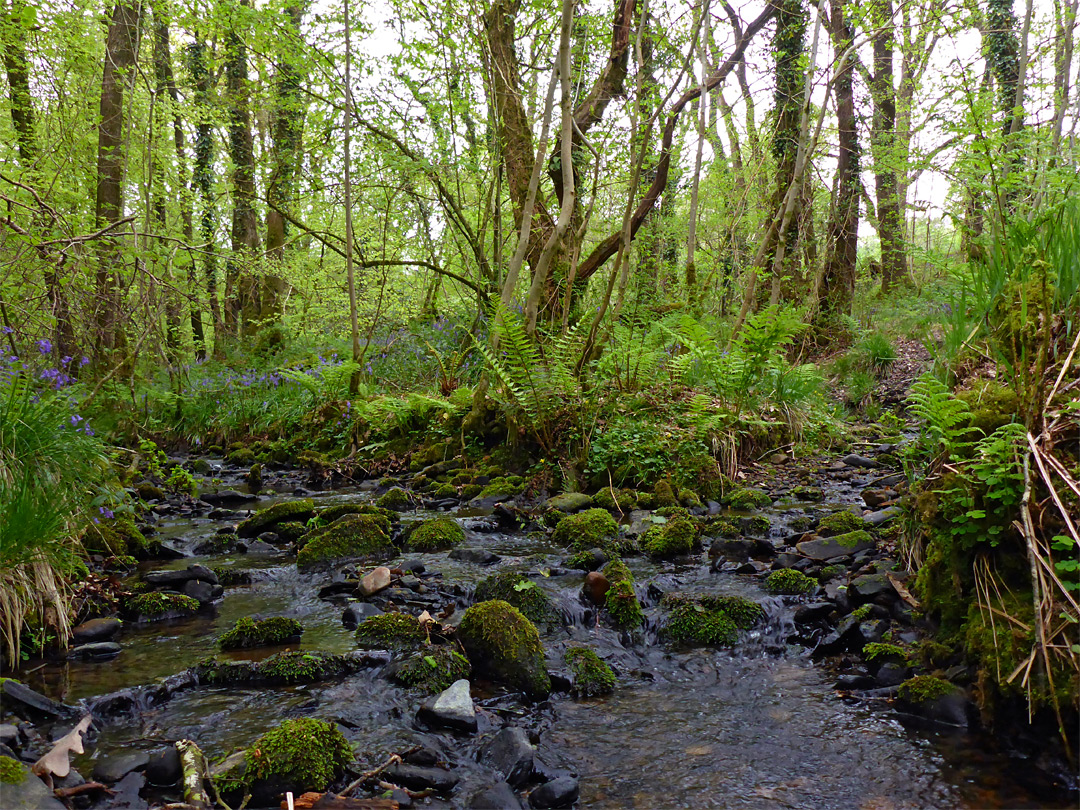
[176, 739, 211, 810]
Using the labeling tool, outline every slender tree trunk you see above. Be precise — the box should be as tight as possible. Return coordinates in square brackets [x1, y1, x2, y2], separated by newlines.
[869, 0, 906, 292]
[344, 0, 360, 395]
[685, 0, 711, 312]
[93, 0, 141, 369]
[225, 0, 261, 338]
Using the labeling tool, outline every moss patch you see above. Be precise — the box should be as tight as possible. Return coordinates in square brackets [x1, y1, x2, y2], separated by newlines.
[376, 487, 413, 511]
[552, 508, 619, 552]
[864, 642, 906, 662]
[664, 601, 737, 645]
[244, 718, 352, 795]
[477, 476, 525, 499]
[318, 503, 396, 525]
[723, 488, 772, 510]
[457, 600, 550, 698]
[392, 646, 472, 693]
[197, 651, 363, 685]
[653, 480, 678, 507]
[764, 569, 816, 595]
[601, 560, 643, 629]
[565, 647, 616, 696]
[594, 488, 636, 512]
[126, 592, 200, 620]
[898, 675, 955, 704]
[0, 756, 26, 784]
[640, 511, 696, 559]
[238, 499, 316, 537]
[408, 518, 465, 552]
[82, 516, 148, 556]
[474, 571, 555, 625]
[296, 514, 394, 569]
[355, 613, 425, 649]
[818, 510, 867, 537]
[219, 617, 303, 650]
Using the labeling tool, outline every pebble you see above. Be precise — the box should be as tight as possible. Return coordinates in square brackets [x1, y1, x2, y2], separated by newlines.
[358, 566, 392, 597]
[582, 572, 609, 605]
[383, 763, 460, 792]
[418, 679, 477, 733]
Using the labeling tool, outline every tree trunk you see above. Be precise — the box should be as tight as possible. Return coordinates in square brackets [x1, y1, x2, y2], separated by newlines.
[93, 0, 141, 369]
[225, 0, 261, 338]
[869, 0, 906, 292]
[818, 0, 859, 319]
[264, 0, 308, 321]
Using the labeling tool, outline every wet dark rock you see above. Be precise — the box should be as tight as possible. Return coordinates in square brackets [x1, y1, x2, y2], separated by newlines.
[859, 619, 889, 645]
[480, 726, 535, 788]
[834, 673, 876, 690]
[861, 488, 894, 508]
[108, 771, 148, 810]
[714, 539, 751, 560]
[182, 579, 218, 605]
[187, 564, 218, 583]
[200, 490, 257, 505]
[864, 507, 900, 526]
[257, 531, 280, 543]
[69, 642, 122, 660]
[2, 680, 77, 719]
[342, 602, 383, 629]
[87, 689, 137, 717]
[71, 617, 122, 644]
[418, 679, 477, 733]
[568, 548, 607, 572]
[92, 750, 150, 784]
[208, 508, 242, 520]
[901, 690, 972, 728]
[470, 781, 526, 809]
[794, 602, 834, 625]
[529, 776, 579, 809]
[403, 747, 442, 767]
[142, 568, 195, 587]
[450, 548, 502, 565]
[400, 560, 426, 574]
[582, 571, 609, 605]
[0, 757, 66, 809]
[842, 454, 879, 468]
[797, 534, 875, 561]
[824, 582, 853, 613]
[774, 552, 801, 568]
[145, 745, 181, 786]
[383, 763, 460, 793]
[0, 724, 17, 746]
[851, 573, 896, 603]
[875, 663, 909, 687]
[320, 580, 360, 599]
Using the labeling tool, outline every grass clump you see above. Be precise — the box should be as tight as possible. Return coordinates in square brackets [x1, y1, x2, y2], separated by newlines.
[218, 616, 303, 650]
[355, 613, 425, 649]
[244, 718, 352, 794]
[764, 569, 816, 595]
[474, 571, 554, 625]
[457, 600, 550, 699]
[551, 508, 619, 552]
[565, 647, 616, 696]
[408, 517, 465, 552]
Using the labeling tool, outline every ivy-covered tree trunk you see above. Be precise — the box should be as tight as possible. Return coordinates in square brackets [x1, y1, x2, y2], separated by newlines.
[225, 0, 262, 338]
[985, 0, 1025, 201]
[93, 0, 141, 369]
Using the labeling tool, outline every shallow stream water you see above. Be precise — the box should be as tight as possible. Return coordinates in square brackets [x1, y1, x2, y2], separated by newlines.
[14, 466, 1072, 809]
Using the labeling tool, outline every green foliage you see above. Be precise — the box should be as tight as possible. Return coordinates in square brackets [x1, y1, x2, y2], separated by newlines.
[764, 569, 815, 595]
[218, 616, 303, 650]
[906, 375, 975, 461]
[165, 465, 198, 497]
[564, 647, 616, 696]
[244, 718, 352, 793]
[853, 332, 898, 375]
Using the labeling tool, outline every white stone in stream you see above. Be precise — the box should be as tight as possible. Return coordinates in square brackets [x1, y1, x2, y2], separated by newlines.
[418, 679, 476, 732]
[357, 566, 391, 597]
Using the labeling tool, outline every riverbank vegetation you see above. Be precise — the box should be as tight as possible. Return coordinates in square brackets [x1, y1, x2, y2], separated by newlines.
[1, 0, 1078, 763]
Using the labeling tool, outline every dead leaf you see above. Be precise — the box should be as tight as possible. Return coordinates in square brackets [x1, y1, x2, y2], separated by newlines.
[32, 714, 92, 779]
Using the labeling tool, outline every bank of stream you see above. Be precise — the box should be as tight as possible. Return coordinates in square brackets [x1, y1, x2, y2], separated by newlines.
[5, 454, 1074, 810]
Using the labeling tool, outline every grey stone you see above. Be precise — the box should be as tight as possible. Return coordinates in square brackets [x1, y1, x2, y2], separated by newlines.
[383, 763, 459, 793]
[71, 617, 122, 644]
[142, 569, 194, 587]
[418, 679, 476, 733]
[842, 454, 879, 468]
[450, 548, 501, 565]
[187, 564, 219, 584]
[480, 726, 535, 788]
[470, 782, 525, 809]
[797, 534, 875, 561]
[182, 579, 216, 604]
[342, 602, 383, 629]
[0, 757, 65, 809]
[864, 507, 900, 526]
[92, 750, 150, 784]
[875, 663, 908, 687]
[69, 642, 122, 660]
[544, 493, 594, 512]
[0, 724, 17, 746]
[199, 490, 257, 505]
[851, 573, 896, 602]
[108, 771, 149, 810]
[529, 776, 579, 809]
[1, 680, 76, 720]
[794, 602, 834, 625]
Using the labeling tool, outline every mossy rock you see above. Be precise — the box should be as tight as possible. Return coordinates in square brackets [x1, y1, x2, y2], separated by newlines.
[457, 600, 550, 699]
[391, 646, 472, 693]
[431, 483, 458, 498]
[408, 518, 465, 552]
[831, 529, 873, 548]
[565, 647, 616, 697]
[546, 492, 595, 512]
[551, 508, 619, 552]
[210, 566, 253, 586]
[789, 515, 817, 533]
[461, 483, 483, 500]
[296, 514, 394, 569]
[474, 571, 555, 625]
[274, 521, 308, 543]
[601, 561, 643, 630]
[722, 488, 772, 510]
[126, 592, 200, 621]
[238, 499, 316, 538]
[664, 601, 737, 645]
[82, 516, 148, 556]
[764, 569, 816, 595]
[227, 447, 256, 465]
[678, 488, 702, 509]
[703, 594, 766, 629]
[704, 516, 740, 538]
[196, 651, 365, 686]
[192, 458, 213, 475]
[635, 491, 656, 509]
[792, 486, 824, 502]
[317, 503, 395, 525]
[640, 512, 696, 559]
[818, 510, 867, 537]
[218, 617, 303, 650]
[136, 482, 165, 501]
[863, 642, 907, 663]
[593, 488, 636, 512]
[565, 548, 610, 570]
[0, 755, 27, 785]
[958, 380, 1020, 439]
[897, 675, 956, 704]
[355, 613, 426, 649]
[742, 515, 771, 537]
[240, 718, 352, 801]
[376, 487, 413, 511]
[653, 480, 678, 507]
[477, 476, 525, 499]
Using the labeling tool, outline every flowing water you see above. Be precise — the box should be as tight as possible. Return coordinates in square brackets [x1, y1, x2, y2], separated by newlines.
[13, 467, 1073, 809]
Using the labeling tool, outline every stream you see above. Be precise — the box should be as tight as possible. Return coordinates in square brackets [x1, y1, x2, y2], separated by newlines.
[11, 461, 1073, 810]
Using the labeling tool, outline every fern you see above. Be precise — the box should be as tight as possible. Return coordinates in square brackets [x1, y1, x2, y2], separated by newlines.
[907, 374, 975, 459]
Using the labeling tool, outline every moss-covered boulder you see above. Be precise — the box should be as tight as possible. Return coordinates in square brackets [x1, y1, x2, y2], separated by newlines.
[376, 487, 413, 511]
[818, 510, 867, 537]
[126, 592, 200, 622]
[82, 516, 148, 556]
[474, 571, 555, 625]
[355, 613, 426, 649]
[545, 492, 594, 512]
[317, 503, 396, 525]
[653, 480, 678, 507]
[136, 482, 165, 501]
[792, 485, 824, 502]
[551, 508, 619, 552]
[218, 617, 303, 650]
[678, 488, 702, 509]
[640, 510, 696, 559]
[565, 647, 616, 697]
[477, 476, 525, 500]
[391, 646, 472, 693]
[237, 499, 315, 537]
[274, 521, 308, 543]
[664, 601, 737, 645]
[296, 514, 394, 569]
[408, 518, 465, 552]
[601, 560, 643, 629]
[723, 488, 772, 510]
[231, 718, 352, 803]
[593, 488, 636, 513]
[457, 600, 550, 699]
[764, 568, 816, 595]
[196, 651, 373, 686]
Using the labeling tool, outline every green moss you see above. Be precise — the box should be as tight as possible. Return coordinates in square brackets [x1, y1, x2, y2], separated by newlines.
[742, 515, 771, 536]
[274, 521, 308, 543]
[678, 488, 702, 509]
[211, 566, 253, 586]
[849, 604, 872, 621]
[703, 595, 765, 629]
[219, 617, 304, 650]
[296, 514, 394, 569]
[0, 756, 26, 784]
[898, 675, 955, 704]
[227, 447, 256, 465]
[640, 512, 696, 559]
[818, 564, 845, 581]
[474, 571, 554, 625]
[565, 647, 616, 696]
[635, 491, 656, 509]
[832, 529, 873, 547]
[818, 510, 867, 537]
[653, 480, 678, 507]
[136, 482, 165, 501]
[864, 642, 906, 662]
[238, 499, 316, 537]
[705, 517, 741, 538]
[565, 548, 609, 570]
[604, 580, 643, 629]
[765, 569, 816, 595]
[552, 508, 620, 552]
[594, 488, 636, 512]
[431, 483, 458, 498]
[126, 592, 200, 619]
[103, 555, 136, 572]
[376, 487, 413, 511]
[393, 646, 472, 693]
[355, 612, 426, 649]
[408, 518, 465, 552]
[461, 483, 483, 500]
[449, 471, 474, 486]
[664, 601, 737, 645]
[457, 600, 550, 698]
[197, 651, 360, 685]
[478, 476, 525, 499]
[957, 380, 1020, 439]
[83, 516, 148, 556]
[244, 718, 351, 794]
[792, 486, 824, 502]
[723, 488, 772, 510]
[789, 515, 817, 533]
[318, 503, 396, 524]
